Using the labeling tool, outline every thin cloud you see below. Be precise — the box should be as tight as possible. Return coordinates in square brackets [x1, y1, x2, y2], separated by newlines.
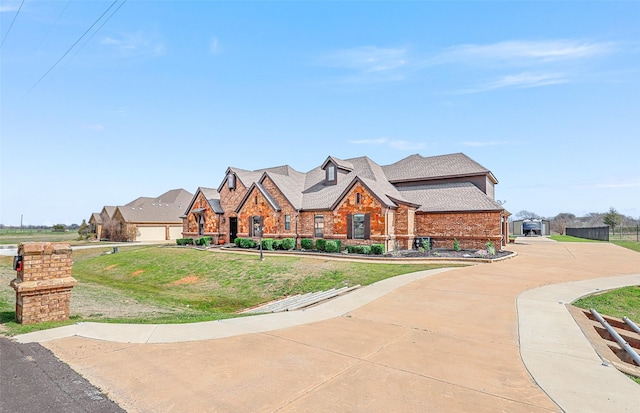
[456, 72, 568, 94]
[349, 137, 426, 151]
[0, 4, 20, 13]
[317, 46, 408, 82]
[101, 32, 165, 57]
[210, 37, 220, 54]
[428, 40, 615, 66]
[582, 180, 640, 189]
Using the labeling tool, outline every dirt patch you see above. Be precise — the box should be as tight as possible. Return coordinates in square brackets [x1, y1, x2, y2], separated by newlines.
[104, 264, 118, 271]
[171, 275, 200, 285]
[131, 270, 145, 277]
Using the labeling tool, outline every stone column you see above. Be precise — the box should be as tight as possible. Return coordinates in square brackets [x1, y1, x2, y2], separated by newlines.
[9, 242, 77, 325]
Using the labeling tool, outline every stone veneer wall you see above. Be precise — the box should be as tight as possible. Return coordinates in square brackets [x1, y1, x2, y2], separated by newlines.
[10, 242, 77, 325]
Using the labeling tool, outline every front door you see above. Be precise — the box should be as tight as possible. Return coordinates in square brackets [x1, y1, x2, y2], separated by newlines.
[229, 217, 238, 243]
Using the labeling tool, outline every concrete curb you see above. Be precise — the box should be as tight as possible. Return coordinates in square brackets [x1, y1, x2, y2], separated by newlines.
[517, 274, 640, 413]
[14, 267, 455, 344]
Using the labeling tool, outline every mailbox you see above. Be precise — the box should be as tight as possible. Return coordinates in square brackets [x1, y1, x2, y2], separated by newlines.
[13, 255, 23, 272]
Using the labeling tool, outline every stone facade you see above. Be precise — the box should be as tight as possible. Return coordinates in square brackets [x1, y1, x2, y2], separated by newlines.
[10, 242, 77, 325]
[183, 191, 220, 239]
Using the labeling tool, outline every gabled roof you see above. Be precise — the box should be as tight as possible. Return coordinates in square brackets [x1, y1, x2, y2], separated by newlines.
[396, 182, 503, 212]
[116, 189, 193, 224]
[101, 206, 117, 219]
[260, 169, 306, 210]
[90, 212, 102, 224]
[235, 182, 281, 213]
[382, 153, 498, 184]
[224, 152, 503, 215]
[321, 156, 354, 172]
[183, 187, 223, 216]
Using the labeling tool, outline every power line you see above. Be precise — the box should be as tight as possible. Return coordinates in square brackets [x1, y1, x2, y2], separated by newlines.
[72, 0, 128, 58]
[34, 0, 72, 52]
[28, 0, 122, 92]
[1, 0, 25, 48]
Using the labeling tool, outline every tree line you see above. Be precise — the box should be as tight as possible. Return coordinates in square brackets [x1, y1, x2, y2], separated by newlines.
[513, 207, 638, 235]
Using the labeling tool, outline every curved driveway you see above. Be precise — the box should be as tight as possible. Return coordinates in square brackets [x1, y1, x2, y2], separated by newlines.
[28, 238, 640, 412]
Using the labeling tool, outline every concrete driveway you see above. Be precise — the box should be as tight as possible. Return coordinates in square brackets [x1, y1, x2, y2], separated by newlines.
[22, 238, 640, 412]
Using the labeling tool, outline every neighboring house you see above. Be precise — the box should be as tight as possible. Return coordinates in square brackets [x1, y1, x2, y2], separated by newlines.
[88, 206, 116, 240]
[93, 189, 193, 242]
[182, 153, 510, 250]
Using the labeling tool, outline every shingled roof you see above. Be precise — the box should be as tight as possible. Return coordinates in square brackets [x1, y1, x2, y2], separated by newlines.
[229, 153, 502, 213]
[397, 182, 503, 212]
[382, 153, 497, 184]
[117, 188, 193, 224]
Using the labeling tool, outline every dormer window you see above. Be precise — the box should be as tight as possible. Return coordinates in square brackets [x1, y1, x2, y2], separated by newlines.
[326, 164, 336, 185]
[228, 173, 236, 190]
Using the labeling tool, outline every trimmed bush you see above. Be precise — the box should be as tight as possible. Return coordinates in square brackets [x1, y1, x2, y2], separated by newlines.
[262, 238, 274, 251]
[316, 238, 327, 252]
[453, 238, 461, 252]
[176, 238, 194, 246]
[272, 239, 283, 250]
[325, 240, 339, 253]
[371, 244, 385, 255]
[281, 238, 295, 250]
[195, 236, 212, 246]
[335, 240, 342, 252]
[301, 238, 314, 250]
[235, 238, 257, 248]
[346, 245, 369, 254]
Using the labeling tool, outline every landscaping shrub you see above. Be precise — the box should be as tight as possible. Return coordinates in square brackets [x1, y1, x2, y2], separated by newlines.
[195, 236, 212, 246]
[316, 239, 327, 252]
[281, 238, 295, 250]
[325, 240, 339, 253]
[346, 245, 366, 254]
[361, 246, 372, 255]
[335, 240, 341, 252]
[176, 238, 194, 246]
[301, 238, 314, 250]
[485, 241, 496, 256]
[272, 240, 283, 250]
[235, 238, 257, 248]
[371, 244, 385, 255]
[453, 238, 461, 252]
[262, 238, 274, 251]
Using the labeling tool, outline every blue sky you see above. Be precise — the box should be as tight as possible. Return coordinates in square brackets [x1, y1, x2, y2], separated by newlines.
[1, 1, 639, 226]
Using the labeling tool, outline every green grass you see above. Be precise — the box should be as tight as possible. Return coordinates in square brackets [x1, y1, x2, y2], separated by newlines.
[573, 286, 640, 322]
[549, 235, 601, 243]
[0, 245, 462, 335]
[0, 229, 83, 245]
[611, 240, 640, 253]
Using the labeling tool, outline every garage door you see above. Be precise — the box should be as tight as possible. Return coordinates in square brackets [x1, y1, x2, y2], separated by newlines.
[136, 226, 167, 241]
[168, 226, 183, 240]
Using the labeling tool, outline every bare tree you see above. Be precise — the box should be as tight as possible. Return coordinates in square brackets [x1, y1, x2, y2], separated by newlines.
[101, 217, 137, 242]
[551, 212, 576, 235]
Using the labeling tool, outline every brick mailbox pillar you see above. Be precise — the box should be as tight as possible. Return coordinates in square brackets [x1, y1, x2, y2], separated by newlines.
[9, 242, 77, 325]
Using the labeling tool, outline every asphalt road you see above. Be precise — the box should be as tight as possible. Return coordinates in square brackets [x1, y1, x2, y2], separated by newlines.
[0, 337, 125, 413]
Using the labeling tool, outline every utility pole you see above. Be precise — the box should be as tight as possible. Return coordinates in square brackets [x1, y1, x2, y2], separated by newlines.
[20, 214, 23, 232]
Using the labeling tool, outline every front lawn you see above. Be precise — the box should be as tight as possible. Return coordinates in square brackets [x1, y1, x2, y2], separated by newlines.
[0, 245, 462, 335]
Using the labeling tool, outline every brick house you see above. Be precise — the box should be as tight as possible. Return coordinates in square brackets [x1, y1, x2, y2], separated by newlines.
[182, 153, 510, 251]
[92, 189, 193, 242]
